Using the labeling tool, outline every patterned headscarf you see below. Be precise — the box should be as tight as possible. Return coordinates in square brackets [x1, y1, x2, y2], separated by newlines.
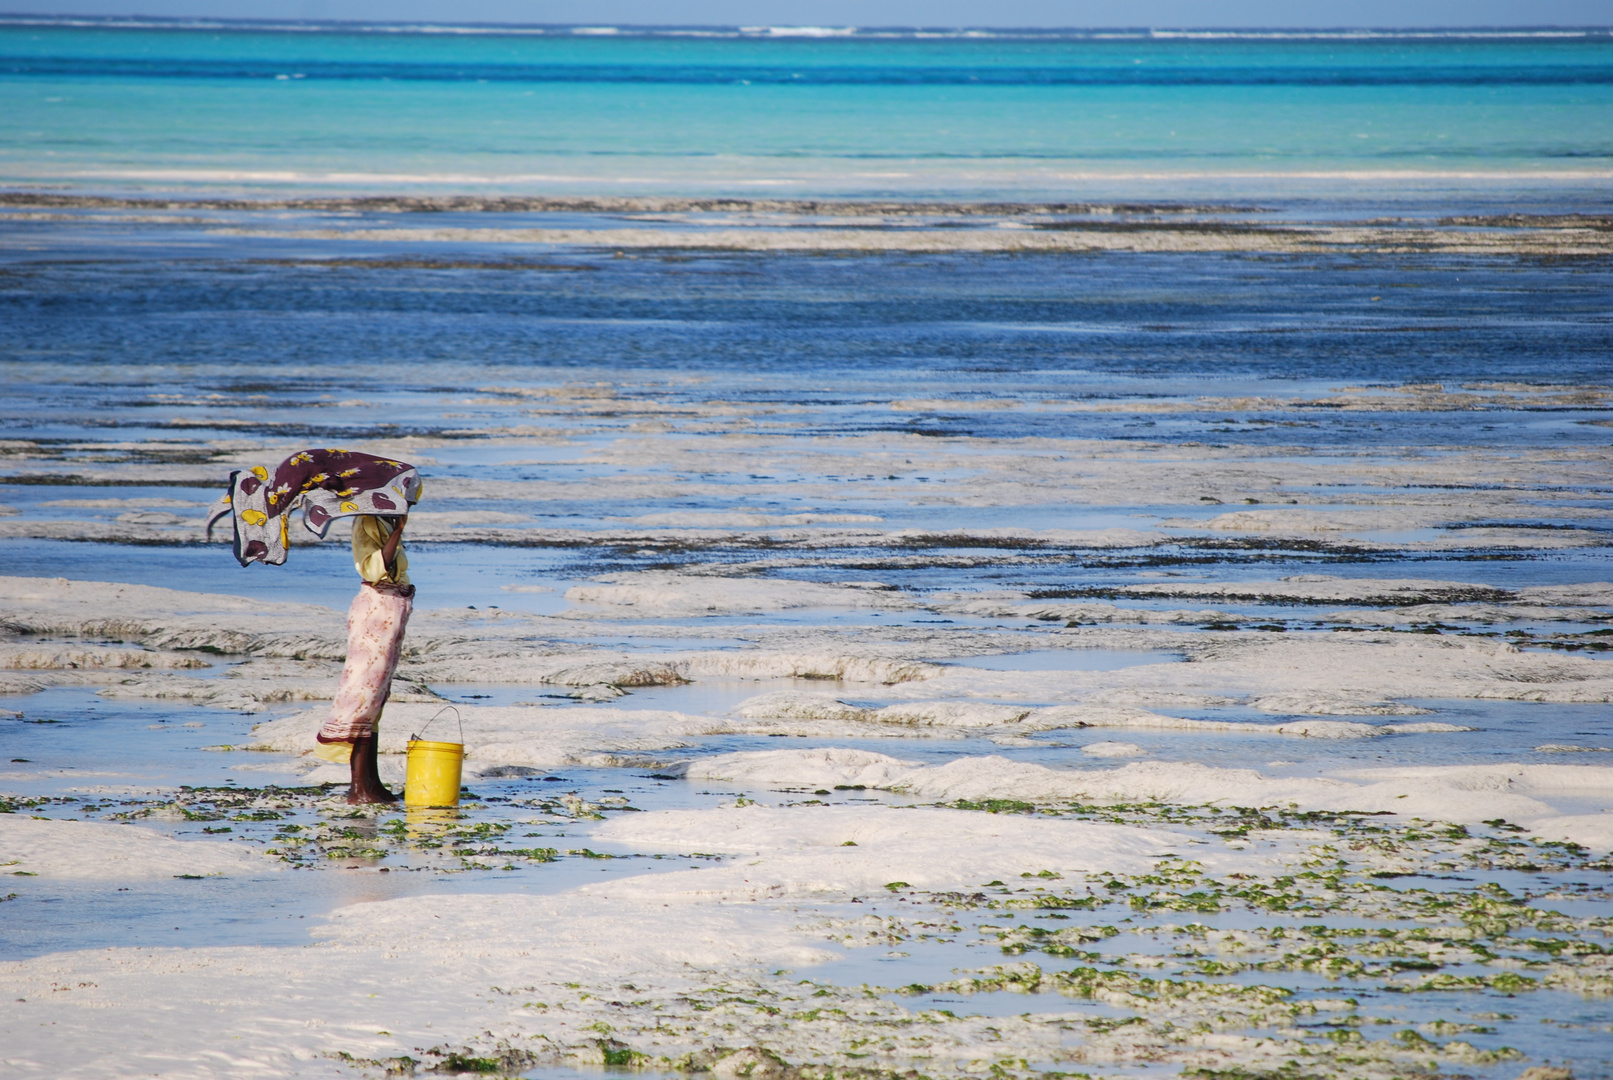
[207, 449, 422, 567]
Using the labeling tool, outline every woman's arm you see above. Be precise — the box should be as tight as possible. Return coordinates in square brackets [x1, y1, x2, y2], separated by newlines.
[381, 515, 407, 576]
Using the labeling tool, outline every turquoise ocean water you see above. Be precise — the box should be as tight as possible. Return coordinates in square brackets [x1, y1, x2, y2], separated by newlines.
[2, 19, 1611, 199]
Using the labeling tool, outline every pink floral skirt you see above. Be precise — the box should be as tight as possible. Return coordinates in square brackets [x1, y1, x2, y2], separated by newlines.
[316, 582, 414, 743]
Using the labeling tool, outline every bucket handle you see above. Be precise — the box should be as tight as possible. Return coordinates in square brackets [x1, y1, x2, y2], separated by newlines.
[411, 705, 464, 745]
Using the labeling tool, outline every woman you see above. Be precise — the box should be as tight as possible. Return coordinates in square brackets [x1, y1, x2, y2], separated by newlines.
[315, 513, 412, 803]
[211, 449, 423, 804]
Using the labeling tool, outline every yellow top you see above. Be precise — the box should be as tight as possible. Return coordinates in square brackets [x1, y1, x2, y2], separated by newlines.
[352, 514, 410, 586]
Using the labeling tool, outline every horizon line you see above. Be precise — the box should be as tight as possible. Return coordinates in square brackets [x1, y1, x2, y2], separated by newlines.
[2, 13, 1610, 35]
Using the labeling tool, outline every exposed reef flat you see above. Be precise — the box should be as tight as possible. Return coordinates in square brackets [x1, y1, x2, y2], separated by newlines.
[6, 572, 1612, 712]
[5, 766, 1613, 1080]
[5, 556, 1613, 1076]
[0, 193, 1258, 216]
[4, 200, 1612, 1080]
[4, 193, 1609, 255]
[2, 403, 1608, 554]
[203, 221, 1613, 256]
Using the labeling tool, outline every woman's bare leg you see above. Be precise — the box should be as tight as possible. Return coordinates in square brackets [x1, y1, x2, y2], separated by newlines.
[347, 734, 398, 804]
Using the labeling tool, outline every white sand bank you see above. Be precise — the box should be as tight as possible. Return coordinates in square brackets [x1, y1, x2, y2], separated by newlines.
[211, 220, 1613, 256]
[0, 815, 278, 879]
[0, 575, 348, 658]
[736, 690, 1462, 735]
[1527, 814, 1613, 850]
[588, 804, 1197, 901]
[1336, 763, 1613, 798]
[941, 596, 1250, 625]
[0, 643, 211, 670]
[564, 570, 917, 617]
[889, 633, 1613, 706]
[0, 890, 831, 1079]
[685, 749, 1608, 834]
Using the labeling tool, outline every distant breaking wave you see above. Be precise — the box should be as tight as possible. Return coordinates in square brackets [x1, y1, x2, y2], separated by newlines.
[0, 16, 1609, 40]
[5, 57, 1611, 86]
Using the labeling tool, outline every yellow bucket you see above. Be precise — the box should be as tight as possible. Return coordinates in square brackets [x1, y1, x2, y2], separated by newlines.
[404, 707, 465, 808]
[405, 740, 464, 807]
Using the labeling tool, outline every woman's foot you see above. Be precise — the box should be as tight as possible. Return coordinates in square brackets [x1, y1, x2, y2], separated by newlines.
[347, 734, 399, 804]
[347, 780, 399, 805]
